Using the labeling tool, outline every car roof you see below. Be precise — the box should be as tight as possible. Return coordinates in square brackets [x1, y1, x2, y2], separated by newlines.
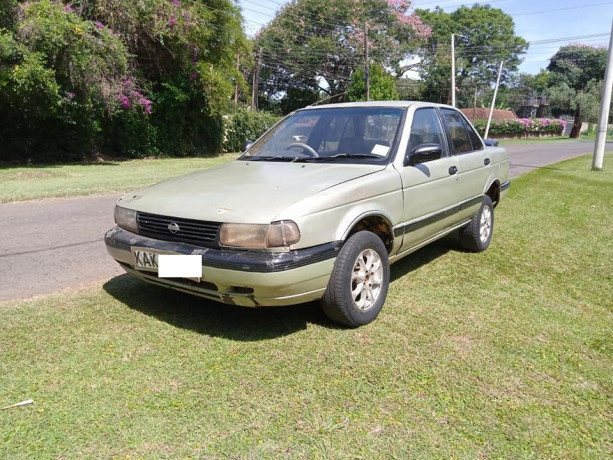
[299, 101, 455, 111]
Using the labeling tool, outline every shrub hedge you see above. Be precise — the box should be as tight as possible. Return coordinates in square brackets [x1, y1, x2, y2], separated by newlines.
[473, 118, 567, 137]
[222, 109, 281, 153]
[0, 0, 250, 163]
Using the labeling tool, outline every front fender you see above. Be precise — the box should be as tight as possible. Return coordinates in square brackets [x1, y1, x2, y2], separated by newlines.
[281, 167, 404, 250]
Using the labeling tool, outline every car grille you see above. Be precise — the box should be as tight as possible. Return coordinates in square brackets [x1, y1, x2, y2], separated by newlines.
[137, 212, 221, 248]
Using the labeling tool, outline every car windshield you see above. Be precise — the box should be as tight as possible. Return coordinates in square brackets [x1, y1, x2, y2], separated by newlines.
[240, 107, 404, 163]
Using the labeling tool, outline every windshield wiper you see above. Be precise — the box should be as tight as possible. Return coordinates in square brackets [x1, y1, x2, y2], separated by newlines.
[243, 156, 299, 162]
[300, 153, 383, 162]
[243, 153, 383, 163]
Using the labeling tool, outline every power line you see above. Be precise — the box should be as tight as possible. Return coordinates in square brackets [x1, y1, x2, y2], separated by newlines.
[247, 1, 613, 94]
[529, 33, 610, 45]
[512, 1, 613, 16]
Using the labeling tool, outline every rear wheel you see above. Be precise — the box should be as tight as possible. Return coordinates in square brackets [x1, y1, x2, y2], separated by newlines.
[321, 231, 390, 327]
[460, 195, 494, 252]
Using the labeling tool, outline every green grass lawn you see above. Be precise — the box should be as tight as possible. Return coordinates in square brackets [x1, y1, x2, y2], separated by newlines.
[497, 135, 573, 145]
[0, 155, 237, 203]
[1, 155, 612, 458]
[498, 133, 611, 145]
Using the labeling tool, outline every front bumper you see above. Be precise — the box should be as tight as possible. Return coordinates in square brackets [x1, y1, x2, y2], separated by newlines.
[105, 227, 341, 307]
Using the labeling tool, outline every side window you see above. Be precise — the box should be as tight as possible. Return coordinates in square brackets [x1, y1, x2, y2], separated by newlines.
[407, 108, 446, 158]
[464, 118, 484, 151]
[441, 108, 480, 154]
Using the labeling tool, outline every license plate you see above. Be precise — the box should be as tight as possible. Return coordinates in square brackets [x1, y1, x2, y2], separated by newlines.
[131, 248, 201, 282]
[132, 248, 161, 272]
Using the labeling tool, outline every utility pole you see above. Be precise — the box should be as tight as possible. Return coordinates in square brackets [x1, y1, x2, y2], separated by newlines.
[472, 85, 478, 123]
[451, 34, 457, 107]
[364, 22, 370, 101]
[484, 61, 504, 140]
[234, 53, 240, 104]
[593, 19, 613, 170]
[251, 47, 262, 111]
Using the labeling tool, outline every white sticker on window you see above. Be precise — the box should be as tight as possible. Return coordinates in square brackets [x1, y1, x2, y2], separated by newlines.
[371, 144, 389, 156]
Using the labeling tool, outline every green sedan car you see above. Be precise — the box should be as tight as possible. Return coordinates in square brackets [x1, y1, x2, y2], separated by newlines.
[105, 101, 510, 327]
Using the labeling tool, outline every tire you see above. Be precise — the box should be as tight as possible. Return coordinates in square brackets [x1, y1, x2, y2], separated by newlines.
[460, 195, 494, 252]
[321, 231, 390, 327]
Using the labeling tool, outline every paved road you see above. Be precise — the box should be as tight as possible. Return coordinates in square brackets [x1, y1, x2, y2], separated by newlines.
[0, 141, 606, 302]
[505, 140, 599, 178]
[0, 194, 124, 302]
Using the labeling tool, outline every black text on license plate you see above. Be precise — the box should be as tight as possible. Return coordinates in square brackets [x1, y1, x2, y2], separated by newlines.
[133, 250, 159, 271]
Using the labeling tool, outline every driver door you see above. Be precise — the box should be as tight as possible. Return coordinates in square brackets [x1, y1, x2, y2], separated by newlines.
[397, 107, 460, 253]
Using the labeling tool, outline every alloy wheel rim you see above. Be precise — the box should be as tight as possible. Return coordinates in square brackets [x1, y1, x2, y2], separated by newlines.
[351, 248, 383, 311]
[479, 206, 492, 243]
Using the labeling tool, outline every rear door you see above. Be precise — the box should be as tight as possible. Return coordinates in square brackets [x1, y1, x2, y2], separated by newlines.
[440, 108, 489, 221]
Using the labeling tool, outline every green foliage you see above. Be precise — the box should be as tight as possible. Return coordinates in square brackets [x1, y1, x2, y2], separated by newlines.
[532, 69, 551, 93]
[547, 45, 606, 90]
[100, 111, 161, 159]
[0, 1, 135, 161]
[473, 118, 566, 137]
[18, 0, 130, 111]
[498, 71, 551, 114]
[256, 0, 430, 112]
[416, 5, 527, 105]
[0, 33, 61, 115]
[0, 0, 17, 29]
[548, 80, 603, 122]
[395, 77, 421, 100]
[278, 87, 321, 114]
[222, 108, 280, 153]
[347, 64, 399, 101]
[0, 0, 250, 162]
[546, 45, 607, 133]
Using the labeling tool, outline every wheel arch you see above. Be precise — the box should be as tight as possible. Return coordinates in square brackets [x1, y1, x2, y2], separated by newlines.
[485, 179, 501, 208]
[342, 213, 395, 254]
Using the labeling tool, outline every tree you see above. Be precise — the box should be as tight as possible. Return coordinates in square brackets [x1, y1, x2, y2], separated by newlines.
[255, 0, 430, 112]
[0, 0, 17, 29]
[415, 5, 528, 106]
[78, 0, 250, 154]
[496, 70, 550, 115]
[547, 44, 607, 138]
[347, 64, 398, 101]
[0, 0, 250, 161]
[0, 0, 132, 160]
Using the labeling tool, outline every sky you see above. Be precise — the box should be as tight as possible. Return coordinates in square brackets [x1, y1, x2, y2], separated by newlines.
[236, 0, 613, 75]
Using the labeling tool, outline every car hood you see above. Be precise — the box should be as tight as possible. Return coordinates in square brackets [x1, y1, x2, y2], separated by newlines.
[117, 160, 385, 223]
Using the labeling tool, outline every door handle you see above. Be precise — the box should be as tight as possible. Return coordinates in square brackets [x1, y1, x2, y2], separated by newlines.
[484, 158, 491, 166]
[449, 166, 458, 175]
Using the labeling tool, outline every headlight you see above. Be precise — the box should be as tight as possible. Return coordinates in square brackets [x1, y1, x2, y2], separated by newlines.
[219, 221, 300, 249]
[114, 206, 139, 233]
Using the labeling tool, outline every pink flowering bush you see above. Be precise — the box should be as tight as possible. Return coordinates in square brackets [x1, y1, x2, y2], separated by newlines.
[117, 78, 152, 114]
[1, 0, 249, 161]
[474, 118, 567, 137]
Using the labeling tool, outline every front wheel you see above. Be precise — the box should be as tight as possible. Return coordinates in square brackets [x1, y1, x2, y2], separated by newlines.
[459, 195, 494, 252]
[321, 231, 390, 327]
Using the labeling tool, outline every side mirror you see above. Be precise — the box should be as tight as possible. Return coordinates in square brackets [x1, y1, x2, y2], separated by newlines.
[241, 139, 254, 152]
[484, 139, 499, 147]
[405, 143, 442, 166]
